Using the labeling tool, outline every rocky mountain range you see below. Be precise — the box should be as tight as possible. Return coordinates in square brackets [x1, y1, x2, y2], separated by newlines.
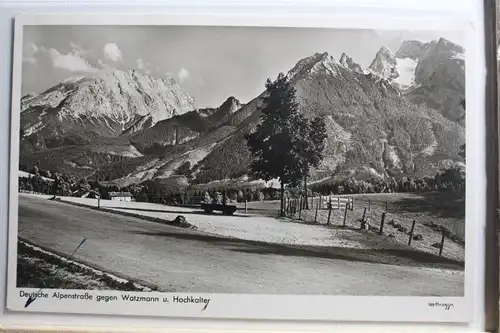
[19, 37, 466, 189]
[368, 38, 465, 125]
[20, 69, 196, 154]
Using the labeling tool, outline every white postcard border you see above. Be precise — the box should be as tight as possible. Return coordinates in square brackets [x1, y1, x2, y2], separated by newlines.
[6, 12, 481, 325]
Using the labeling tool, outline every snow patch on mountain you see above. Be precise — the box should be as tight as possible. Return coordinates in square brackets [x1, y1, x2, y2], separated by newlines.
[392, 57, 418, 88]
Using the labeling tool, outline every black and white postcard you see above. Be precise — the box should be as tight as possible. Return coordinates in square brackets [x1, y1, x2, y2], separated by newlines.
[6, 14, 477, 323]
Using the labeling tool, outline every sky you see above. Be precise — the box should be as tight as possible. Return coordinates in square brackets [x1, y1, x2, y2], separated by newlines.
[21, 25, 466, 108]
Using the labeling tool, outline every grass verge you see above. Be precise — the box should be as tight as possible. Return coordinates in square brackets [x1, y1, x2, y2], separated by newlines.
[17, 240, 156, 291]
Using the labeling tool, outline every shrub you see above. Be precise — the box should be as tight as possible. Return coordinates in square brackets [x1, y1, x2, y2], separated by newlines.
[135, 192, 148, 202]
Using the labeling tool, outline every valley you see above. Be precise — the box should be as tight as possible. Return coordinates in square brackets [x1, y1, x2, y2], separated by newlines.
[15, 32, 466, 297]
[18, 37, 465, 194]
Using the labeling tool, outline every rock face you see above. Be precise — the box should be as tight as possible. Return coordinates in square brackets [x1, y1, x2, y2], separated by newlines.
[20, 69, 196, 152]
[339, 52, 364, 74]
[128, 96, 243, 152]
[366, 38, 465, 124]
[368, 46, 399, 80]
[395, 40, 431, 60]
[286, 50, 463, 180]
[148, 49, 463, 187]
[404, 38, 465, 125]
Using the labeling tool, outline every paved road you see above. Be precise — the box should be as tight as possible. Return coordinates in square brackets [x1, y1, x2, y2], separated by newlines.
[17, 194, 464, 296]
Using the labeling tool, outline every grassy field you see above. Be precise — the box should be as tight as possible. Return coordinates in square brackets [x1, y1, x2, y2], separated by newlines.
[234, 192, 465, 262]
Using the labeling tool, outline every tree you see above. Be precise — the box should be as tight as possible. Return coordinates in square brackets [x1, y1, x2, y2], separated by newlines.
[245, 73, 304, 216]
[459, 144, 465, 159]
[296, 116, 328, 209]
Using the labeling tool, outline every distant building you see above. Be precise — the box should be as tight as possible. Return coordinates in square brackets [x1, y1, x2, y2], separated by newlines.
[108, 191, 133, 202]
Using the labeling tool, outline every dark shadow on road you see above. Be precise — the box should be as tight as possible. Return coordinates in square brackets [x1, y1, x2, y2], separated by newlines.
[127, 229, 464, 270]
[104, 206, 251, 218]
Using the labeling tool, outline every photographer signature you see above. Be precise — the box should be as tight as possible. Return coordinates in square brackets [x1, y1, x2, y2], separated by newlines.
[428, 302, 454, 310]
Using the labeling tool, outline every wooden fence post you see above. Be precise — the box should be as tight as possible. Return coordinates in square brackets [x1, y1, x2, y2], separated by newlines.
[245, 200, 248, 214]
[362, 207, 367, 223]
[327, 201, 332, 225]
[319, 195, 322, 209]
[379, 213, 386, 235]
[343, 202, 348, 227]
[314, 203, 319, 222]
[337, 197, 340, 210]
[352, 197, 355, 210]
[98, 198, 100, 209]
[408, 220, 416, 246]
[439, 232, 445, 256]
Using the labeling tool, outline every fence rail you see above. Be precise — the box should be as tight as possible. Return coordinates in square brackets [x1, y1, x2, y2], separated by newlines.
[319, 196, 354, 210]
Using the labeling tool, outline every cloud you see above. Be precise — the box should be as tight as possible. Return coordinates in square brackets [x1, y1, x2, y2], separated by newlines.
[23, 42, 40, 65]
[136, 58, 154, 75]
[103, 43, 123, 62]
[23, 41, 97, 72]
[136, 58, 145, 69]
[177, 68, 189, 82]
[97, 59, 111, 69]
[23, 57, 37, 65]
[47, 48, 97, 72]
[69, 42, 87, 57]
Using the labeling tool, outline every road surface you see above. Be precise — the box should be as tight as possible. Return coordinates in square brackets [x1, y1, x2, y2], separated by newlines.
[17, 194, 464, 296]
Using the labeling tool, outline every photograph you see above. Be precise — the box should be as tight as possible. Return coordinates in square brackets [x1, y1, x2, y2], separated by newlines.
[7, 17, 469, 320]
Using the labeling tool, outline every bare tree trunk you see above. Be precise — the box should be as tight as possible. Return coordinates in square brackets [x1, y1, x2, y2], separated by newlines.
[280, 182, 285, 217]
[304, 176, 309, 210]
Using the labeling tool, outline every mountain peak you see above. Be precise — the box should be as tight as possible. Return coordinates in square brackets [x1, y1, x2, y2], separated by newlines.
[436, 37, 465, 55]
[287, 52, 341, 80]
[21, 92, 37, 100]
[20, 66, 198, 151]
[395, 40, 428, 60]
[339, 52, 364, 74]
[339, 52, 348, 64]
[220, 96, 242, 114]
[379, 45, 393, 54]
[368, 45, 398, 80]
